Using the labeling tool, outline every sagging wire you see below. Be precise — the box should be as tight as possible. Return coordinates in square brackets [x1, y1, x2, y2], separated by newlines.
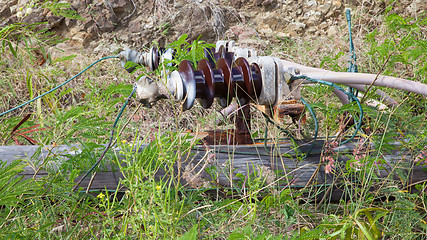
[259, 110, 302, 157]
[72, 85, 137, 192]
[301, 97, 318, 156]
[0, 56, 119, 117]
[257, 97, 318, 158]
[292, 75, 364, 145]
[0, 54, 138, 193]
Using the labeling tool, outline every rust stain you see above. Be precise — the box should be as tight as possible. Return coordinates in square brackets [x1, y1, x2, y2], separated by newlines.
[273, 100, 305, 123]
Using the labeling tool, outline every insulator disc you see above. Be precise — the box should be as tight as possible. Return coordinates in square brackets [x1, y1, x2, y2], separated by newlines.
[251, 63, 263, 98]
[225, 52, 235, 65]
[230, 66, 245, 98]
[204, 47, 216, 67]
[178, 60, 197, 110]
[215, 45, 226, 62]
[150, 47, 159, 70]
[197, 59, 215, 109]
[216, 58, 233, 107]
[234, 57, 253, 98]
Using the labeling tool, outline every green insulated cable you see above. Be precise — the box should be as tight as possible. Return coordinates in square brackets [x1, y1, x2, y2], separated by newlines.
[292, 75, 363, 145]
[301, 97, 318, 156]
[72, 85, 137, 192]
[0, 56, 119, 117]
[346, 8, 358, 74]
[346, 8, 359, 99]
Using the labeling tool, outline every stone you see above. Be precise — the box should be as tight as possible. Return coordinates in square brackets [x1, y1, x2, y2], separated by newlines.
[305, 0, 317, 8]
[128, 17, 144, 33]
[110, 0, 129, 13]
[319, 22, 328, 30]
[306, 26, 317, 34]
[253, 0, 277, 6]
[318, 2, 331, 15]
[325, 1, 343, 18]
[332, 0, 342, 8]
[93, 9, 117, 32]
[275, 31, 289, 39]
[406, 0, 427, 16]
[258, 22, 274, 35]
[22, 8, 45, 25]
[304, 10, 322, 27]
[46, 11, 64, 29]
[0, 5, 11, 18]
[327, 25, 338, 36]
[286, 22, 306, 36]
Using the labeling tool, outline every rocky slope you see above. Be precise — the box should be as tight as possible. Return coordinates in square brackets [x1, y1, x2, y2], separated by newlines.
[1, 0, 425, 56]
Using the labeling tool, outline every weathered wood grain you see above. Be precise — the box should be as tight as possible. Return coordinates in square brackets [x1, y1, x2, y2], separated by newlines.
[1, 140, 426, 199]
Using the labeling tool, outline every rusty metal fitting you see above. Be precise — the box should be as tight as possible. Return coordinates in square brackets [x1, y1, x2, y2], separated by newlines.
[273, 100, 305, 123]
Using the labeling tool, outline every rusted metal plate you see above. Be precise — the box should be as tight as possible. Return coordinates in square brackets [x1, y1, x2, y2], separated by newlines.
[273, 100, 305, 122]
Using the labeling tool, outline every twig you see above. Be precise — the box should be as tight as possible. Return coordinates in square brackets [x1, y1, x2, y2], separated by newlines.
[360, 53, 392, 104]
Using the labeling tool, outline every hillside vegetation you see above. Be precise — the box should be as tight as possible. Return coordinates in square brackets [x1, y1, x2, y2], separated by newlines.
[0, 0, 426, 239]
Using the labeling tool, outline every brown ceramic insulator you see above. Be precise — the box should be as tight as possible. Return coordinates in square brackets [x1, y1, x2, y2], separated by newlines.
[215, 45, 226, 61]
[151, 46, 159, 70]
[196, 59, 215, 108]
[230, 64, 245, 98]
[178, 60, 197, 110]
[199, 58, 227, 101]
[204, 47, 217, 67]
[225, 52, 235, 65]
[212, 69, 228, 99]
[234, 57, 254, 98]
[250, 63, 262, 98]
[176, 56, 261, 110]
[216, 58, 233, 107]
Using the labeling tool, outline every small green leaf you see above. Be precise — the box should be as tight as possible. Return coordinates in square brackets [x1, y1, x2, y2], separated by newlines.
[178, 224, 198, 240]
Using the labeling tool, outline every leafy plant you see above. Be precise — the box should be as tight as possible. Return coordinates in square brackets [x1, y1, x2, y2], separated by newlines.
[161, 34, 215, 71]
[0, 160, 34, 206]
[316, 208, 389, 240]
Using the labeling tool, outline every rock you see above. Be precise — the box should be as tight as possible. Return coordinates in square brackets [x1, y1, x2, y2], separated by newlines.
[253, 0, 277, 6]
[22, 8, 45, 24]
[51, 224, 66, 234]
[0, 5, 11, 18]
[325, 1, 343, 18]
[332, 0, 342, 8]
[93, 9, 118, 32]
[406, 0, 427, 16]
[258, 21, 274, 35]
[110, 0, 129, 14]
[46, 11, 64, 29]
[327, 25, 338, 36]
[304, 10, 322, 27]
[275, 31, 289, 39]
[128, 17, 144, 33]
[306, 26, 317, 35]
[318, 2, 331, 15]
[286, 22, 306, 36]
[171, 3, 227, 41]
[305, 0, 318, 8]
[319, 22, 328, 30]
[226, 25, 258, 41]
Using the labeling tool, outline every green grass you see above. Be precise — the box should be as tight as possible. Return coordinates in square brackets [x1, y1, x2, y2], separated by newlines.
[0, 1, 426, 239]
